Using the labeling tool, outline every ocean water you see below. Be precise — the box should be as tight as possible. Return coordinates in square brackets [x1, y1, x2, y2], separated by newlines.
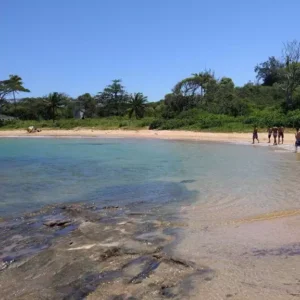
[0, 137, 299, 218]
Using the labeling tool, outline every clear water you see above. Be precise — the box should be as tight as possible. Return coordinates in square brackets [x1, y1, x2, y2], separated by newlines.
[0, 138, 300, 218]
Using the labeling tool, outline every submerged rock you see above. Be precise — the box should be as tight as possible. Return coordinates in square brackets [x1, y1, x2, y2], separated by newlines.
[43, 219, 71, 227]
[0, 202, 211, 300]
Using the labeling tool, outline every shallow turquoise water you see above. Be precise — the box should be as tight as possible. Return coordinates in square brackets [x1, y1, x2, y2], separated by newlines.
[0, 138, 299, 217]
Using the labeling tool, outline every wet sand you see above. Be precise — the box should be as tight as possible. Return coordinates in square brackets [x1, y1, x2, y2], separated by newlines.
[0, 128, 297, 145]
[174, 203, 300, 299]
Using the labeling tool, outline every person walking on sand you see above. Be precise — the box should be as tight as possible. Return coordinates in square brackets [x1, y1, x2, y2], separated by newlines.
[295, 128, 300, 153]
[273, 126, 278, 145]
[252, 127, 259, 144]
[267, 127, 272, 143]
[278, 126, 284, 144]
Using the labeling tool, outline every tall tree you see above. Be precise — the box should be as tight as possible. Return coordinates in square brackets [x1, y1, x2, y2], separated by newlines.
[279, 40, 300, 106]
[8, 75, 30, 111]
[255, 56, 283, 86]
[0, 80, 10, 111]
[128, 93, 148, 119]
[76, 93, 96, 118]
[96, 79, 129, 116]
[44, 92, 66, 123]
[215, 77, 236, 115]
[0, 75, 30, 112]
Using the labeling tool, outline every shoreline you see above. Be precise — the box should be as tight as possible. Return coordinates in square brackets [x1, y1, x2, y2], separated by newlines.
[0, 128, 297, 144]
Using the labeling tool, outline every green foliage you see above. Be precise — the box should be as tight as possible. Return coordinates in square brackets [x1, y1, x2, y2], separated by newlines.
[128, 93, 148, 119]
[255, 56, 283, 86]
[76, 93, 96, 118]
[96, 79, 129, 117]
[0, 75, 30, 112]
[149, 110, 249, 131]
[0, 117, 154, 130]
[149, 108, 300, 131]
[44, 92, 68, 123]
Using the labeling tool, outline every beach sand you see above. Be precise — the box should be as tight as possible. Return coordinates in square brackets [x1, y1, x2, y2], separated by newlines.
[0, 128, 297, 145]
[175, 204, 300, 300]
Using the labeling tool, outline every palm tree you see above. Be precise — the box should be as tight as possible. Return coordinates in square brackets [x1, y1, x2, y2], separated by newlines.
[128, 93, 148, 119]
[7, 75, 30, 112]
[44, 92, 66, 123]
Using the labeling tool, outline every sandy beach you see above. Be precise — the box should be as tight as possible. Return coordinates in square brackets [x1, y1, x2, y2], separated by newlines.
[0, 128, 297, 145]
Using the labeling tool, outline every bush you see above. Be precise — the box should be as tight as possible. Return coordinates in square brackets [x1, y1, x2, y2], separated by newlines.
[243, 110, 287, 127]
[286, 110, 300, 128]
[149, 119, 164, 129]
[119, 121, 128, 128]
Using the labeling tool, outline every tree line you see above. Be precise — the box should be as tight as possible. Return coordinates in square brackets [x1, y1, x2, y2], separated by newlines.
[0, 79, 148, 122]
[1, 40, 300, 129]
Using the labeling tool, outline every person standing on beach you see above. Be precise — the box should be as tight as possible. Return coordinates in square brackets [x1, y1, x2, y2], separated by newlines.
[267, 127, 272, 143]
[273, 127, 278, 145]
[278, 127, 284, 144]
[295, 128, 300, 153]
[252, 127, 259, 144]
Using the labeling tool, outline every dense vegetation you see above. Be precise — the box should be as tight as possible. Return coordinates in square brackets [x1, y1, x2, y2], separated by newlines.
[1, 40, 300, 131]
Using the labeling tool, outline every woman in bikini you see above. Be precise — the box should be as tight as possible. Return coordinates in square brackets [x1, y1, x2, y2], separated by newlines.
[278, 127, 284, 144]
[252, 127, 259, 144]
[273, 126, 278, 145]
[267, 127, 272, 143]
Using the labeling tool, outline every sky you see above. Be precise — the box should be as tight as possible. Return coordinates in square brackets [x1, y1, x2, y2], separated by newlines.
[2, 0, 300, 101]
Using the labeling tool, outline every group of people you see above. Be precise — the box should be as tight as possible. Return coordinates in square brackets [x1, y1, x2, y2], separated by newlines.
[268, 126, 285, 145]
[252, 127, 300, 152]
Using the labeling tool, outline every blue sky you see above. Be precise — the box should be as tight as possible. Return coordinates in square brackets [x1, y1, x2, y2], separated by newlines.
[2, 0, 300, 101]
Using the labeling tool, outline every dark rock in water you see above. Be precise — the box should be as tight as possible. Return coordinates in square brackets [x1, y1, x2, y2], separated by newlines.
[43, 219, 71, 227]
[180, 179, 196, 184]
[110, 296, 138, 300]
[100, 247, 121, 260]
[128, 258, 160, 284]
[102, 206, 120, 210]
[252, 243, 300, 257]
[161, 284, 179, 298]
[60, 271, 122, 300]
[153, 254, 195, 269]
[0, 201, 210, 300]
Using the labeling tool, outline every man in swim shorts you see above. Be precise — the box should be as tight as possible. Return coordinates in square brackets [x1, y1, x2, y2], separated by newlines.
[295, 128, 300, 153]
[252, 127, 259, 144]
[278, 126, 284, 144]
[267, 127, 272, 143]
[273, 126, 278, 145]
